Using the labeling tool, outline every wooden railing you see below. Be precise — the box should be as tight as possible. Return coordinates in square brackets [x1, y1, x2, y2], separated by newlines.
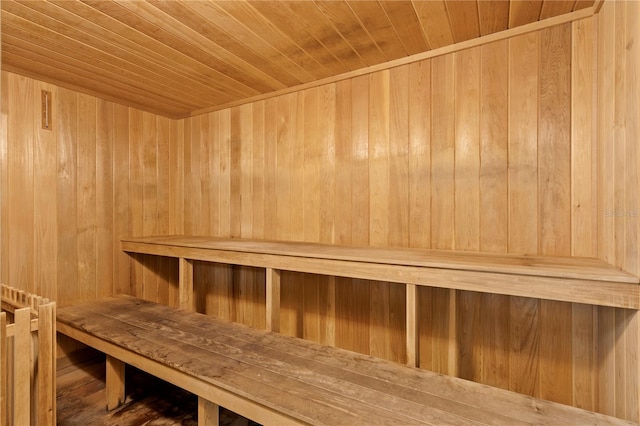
[1, 285, 56, 426]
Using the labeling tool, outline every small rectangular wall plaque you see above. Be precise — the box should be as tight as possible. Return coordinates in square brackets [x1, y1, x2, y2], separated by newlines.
[41, 90, 52, 130]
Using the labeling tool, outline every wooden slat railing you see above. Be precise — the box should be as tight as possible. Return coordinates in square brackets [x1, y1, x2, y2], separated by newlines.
[0, 285, 56, 426]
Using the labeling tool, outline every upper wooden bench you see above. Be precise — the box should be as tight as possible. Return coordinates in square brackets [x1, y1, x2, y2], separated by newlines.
[121, 235, 639, 309]
[123, 235, 640, 369]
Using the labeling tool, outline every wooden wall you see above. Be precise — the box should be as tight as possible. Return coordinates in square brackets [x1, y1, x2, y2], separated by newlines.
[1, 8, 639, 421]
[178, 18, 601, 408]
[596, 0, 640, 420]
[0, 71, 183, 304]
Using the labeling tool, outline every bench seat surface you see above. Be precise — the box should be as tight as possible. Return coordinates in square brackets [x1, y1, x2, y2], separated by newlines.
[121, 236, 640, 309]
[122, 235, 638, 283]
[57, 296, 633, 426]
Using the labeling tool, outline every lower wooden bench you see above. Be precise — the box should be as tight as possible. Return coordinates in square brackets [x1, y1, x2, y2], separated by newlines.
[57, 295, 632, 426]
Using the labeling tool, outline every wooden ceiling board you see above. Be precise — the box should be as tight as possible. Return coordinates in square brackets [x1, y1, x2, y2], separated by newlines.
[540, 1, 578, 19]
[47, 0, 243, 100]
[178, 0, 313, 84]
[1, 7, 211, 111]
[0, 0, 597, 118]
[1, 29, 198, 113]
[347, 1, 408, 61]
[509, 0, 544, 28]
[313, 1, 388, 66]
[412, 0, 455, 49]
[58, 0, 256, 104]
[247, 1, 347, 76]
[284, 1, 368, 72]
[379, 1, 430, 54]
[214, 1, 332, 80]
[477, 0, 510, 36]
[113, 1, 267, 95]
[148, 0, 295, 88]
[2, 48, 189, 117]
[446, 0, 481, 43]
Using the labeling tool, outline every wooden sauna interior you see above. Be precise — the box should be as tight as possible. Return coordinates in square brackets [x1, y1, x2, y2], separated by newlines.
[1, 0, 639, 422]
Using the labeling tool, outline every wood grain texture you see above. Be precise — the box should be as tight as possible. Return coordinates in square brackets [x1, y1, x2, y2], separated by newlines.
[3, 10, 640, 421]
[595, 1, 640, 421]
[57, 295, 635, 426]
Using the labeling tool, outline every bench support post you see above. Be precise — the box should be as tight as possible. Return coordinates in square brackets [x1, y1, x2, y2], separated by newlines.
[106, 355, 125, 410]
[266, 268, 281, 332]
[179, 258, 195, 311]
[198, 397, 219, 426]
[406, 284, 419, 367]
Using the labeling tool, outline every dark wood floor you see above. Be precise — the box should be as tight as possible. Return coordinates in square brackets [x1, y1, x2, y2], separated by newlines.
[56, 351, 258, 426]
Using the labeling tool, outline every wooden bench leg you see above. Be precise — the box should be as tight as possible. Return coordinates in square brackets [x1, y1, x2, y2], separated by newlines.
[406, 284, 419, 367]
[198, 397, 219, 426]
[106, 355, 125, 410]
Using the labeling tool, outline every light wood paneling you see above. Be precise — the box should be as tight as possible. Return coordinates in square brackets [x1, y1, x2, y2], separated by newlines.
[0, 71, 183, 307]
[596, 1, 640, 422]
[174, 19, 635, 417]
[0, 0, 595, 117]
[2, 7, 640, 422]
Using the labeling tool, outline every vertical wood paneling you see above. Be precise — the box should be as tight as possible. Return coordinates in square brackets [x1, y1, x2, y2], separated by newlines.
[538, 23, 574, 407]
[4, 11, 640, 420]
[596, 1, 640, 421]
[156, 116, 172, 305]
[142, 112, 158, 302]
[454, 47, 480, 251]
[571, 17, 598, 413]
[33, 82, 57, 300]
[56, 87, 79, 306]
[113, 104, 130, 296]
[368, 70, 391, 361]
[408, 60, 431, 249]
[96, 100, 113, 300]
[389, 66, 409, 248]
[430, 55, 455, 250]
[475, 36, 511, 389]
[572, 18, 597, 258]
[480, 40, 508, 253]
[8, 75, 34, 294]
[539, 24, 572, 256]
[508, 32, 539, 254]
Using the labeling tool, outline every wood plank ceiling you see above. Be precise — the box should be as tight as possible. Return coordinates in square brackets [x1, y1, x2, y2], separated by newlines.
[1, 0, 593, 118]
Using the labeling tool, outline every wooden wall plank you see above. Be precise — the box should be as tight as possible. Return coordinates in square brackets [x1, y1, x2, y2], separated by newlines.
[129, 108, 144, 298]
[613, 1, 626, 272]
[112, 104, 130, 297]
[480, 40, 508, 253]
[156, 116, 172, 305]
[539, 24, 572, 256]
[389, 66, 410, 249]
[508, 32, 539, 254]
[572, 18, 597, 258]
[572, 304, 597, 411]
[77, 94, 98, 302]
[368, 70, 391, 361]
[453, 47, 480, 251]
[96, 99, 114, 300]
[33, 82, 57, 300]
[142, 112, 159, 302]
[7, 74, 34, 294]
[6, 9, 640, 418]
[56, 87, 79, 307]
[408, 60, 431, 249]
[623, 0, 639, 277]
[303, 87, 320, 343]
[430, 55, 455, 250]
